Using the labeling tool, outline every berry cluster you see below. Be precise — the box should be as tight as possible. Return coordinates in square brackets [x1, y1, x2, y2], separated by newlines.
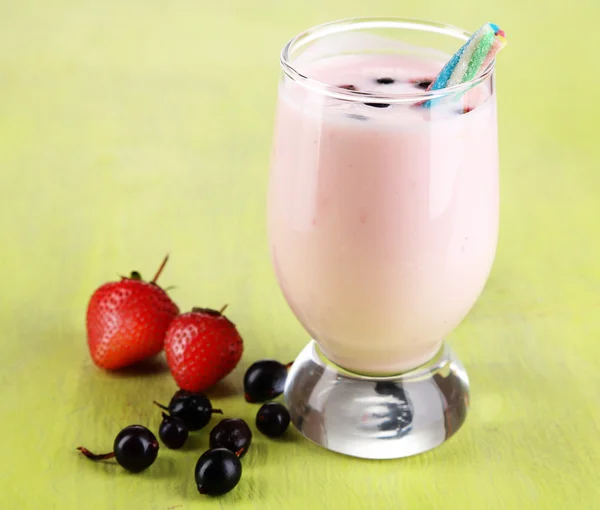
[336, 76, 436, 111]
[77, 360, 292, 496]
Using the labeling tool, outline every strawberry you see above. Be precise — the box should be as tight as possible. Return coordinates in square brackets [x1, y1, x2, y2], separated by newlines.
[164, 306, 244, 392]
[86, 256, 179, 370]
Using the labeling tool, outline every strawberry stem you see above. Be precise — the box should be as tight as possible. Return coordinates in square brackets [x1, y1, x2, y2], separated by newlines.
[77, 447, 116, 461]
[191, 307, 224, 317]
[152, 254, 170, 284]
[153, 401, 169, 411]
[219, 304, 229, 314]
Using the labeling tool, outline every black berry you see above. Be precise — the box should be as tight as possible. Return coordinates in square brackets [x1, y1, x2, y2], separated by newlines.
[195, 448, 242, 496]
[159, 412, 189, 449]
[244, 360, 290, 403]
[374, 382, 413, 432]
[375, 382, 405, 397]
[376, 77, 395, 85]
[154, 390, 223, 431]
[364, 103, 391, 108]
[77, 425, 159, 473]
[413, 79, 433, 90]
[209, 419, 252, 458]
[256, 402, 291, 438]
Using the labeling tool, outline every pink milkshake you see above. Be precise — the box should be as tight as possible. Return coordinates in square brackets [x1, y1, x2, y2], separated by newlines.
[269, 34, 499, 375]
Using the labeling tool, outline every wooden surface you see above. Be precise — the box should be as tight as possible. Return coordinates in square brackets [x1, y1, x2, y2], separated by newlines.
[1, 1, 599, 509]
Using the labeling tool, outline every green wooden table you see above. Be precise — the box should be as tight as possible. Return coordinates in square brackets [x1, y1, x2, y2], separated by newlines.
[1, 1, 599, 508]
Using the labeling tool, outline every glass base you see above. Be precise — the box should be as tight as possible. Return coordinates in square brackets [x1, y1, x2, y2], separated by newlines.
[284, 341, 469, 459]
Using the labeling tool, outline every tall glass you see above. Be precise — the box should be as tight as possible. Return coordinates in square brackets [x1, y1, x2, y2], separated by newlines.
[268, 18, 499, 459]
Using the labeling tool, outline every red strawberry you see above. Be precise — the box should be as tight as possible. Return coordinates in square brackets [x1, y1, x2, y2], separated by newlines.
[86, 256, 179, 370]
[164, 306, 244, 392]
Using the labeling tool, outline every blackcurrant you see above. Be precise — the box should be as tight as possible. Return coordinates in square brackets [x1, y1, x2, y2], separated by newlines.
[209, 418, 252, 458]
[413, 79, 433, 90]
[158, 412, 189, 449]
[256, 402, 290, 438]
[374, 382, 413, 432]
[364, 102, 391, 108]
[195, 448, 242, 496]
[375, 381, 405, 397]
[243, 360, 291, 403]
[154, 390, 222, 431]
[77, 425, 159, 473]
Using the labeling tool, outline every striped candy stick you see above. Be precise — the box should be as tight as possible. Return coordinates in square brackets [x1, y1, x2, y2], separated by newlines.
[422, 23, 506, 108]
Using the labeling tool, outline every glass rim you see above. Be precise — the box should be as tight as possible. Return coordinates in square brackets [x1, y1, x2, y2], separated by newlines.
[280, 17, 496, 104]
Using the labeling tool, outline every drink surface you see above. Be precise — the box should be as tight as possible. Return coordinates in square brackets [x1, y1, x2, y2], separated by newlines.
[269, 52, 499, 374]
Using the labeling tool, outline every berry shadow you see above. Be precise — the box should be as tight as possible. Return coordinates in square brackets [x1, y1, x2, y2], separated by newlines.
[252, 425, 305, 450]
[181, 432, 205, 452]
[205, 379, 239, 400]
[234, 471, 264, 503]
[142, 456, 177, 480]
[276, 427, 304, 444]
[106, 356, 170, 378]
